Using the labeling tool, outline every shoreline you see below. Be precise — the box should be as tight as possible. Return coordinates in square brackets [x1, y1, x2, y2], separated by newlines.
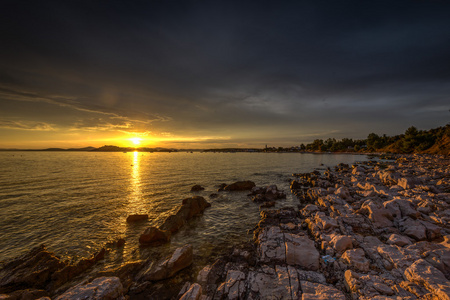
[1, 154, 449, 299]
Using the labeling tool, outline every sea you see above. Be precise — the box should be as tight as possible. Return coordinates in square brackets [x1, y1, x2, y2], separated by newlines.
[0, 151, 368, 271]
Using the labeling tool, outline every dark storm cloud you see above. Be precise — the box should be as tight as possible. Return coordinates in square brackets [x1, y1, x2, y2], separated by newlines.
[0, 0, 449, 145]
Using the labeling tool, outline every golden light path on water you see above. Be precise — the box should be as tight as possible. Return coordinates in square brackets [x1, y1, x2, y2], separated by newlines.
[131, 151, 142, 209]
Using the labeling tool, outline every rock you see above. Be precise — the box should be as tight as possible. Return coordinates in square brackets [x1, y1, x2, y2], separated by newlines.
[160, 196, 210, 233]
[400, 218, 427, 241]
[216, 270, 246, 300]
[126, 214, 148, 223]
[341, 248, 370, 272]
[331, 235, 353, 255]
[54, 277, 125, 300]
[49, 248, 106, 290]
[224, 181, 256, 191]
[138, 226, 171, 244]
[387, 234, 412, 247]
[0, 289, 49, 300]
[247, 265, 299, 300]
[159, 214, 186, 234]
[404, 259, 450, 300]
[285, 233, 320, 270]
[360, 200, 393, 228]
[179, 283, 202, 300]
[0, 245, 66, 293]
[260, 201, 275, 209]
[190, 185, 205, 192]
[257, 226, 286, 264]
[180, 196, 212, 219]
[335, 186, 351, 200]
[301, 281, 346, 300]
[142, 244, 193, 281]
[398, 177, 417, 190]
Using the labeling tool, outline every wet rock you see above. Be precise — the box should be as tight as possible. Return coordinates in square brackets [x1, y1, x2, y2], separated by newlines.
[190, 185, 205, 192]
[126, 214, 148, 223]
[54, 277, 125, 300]
[160, 196, 211, 233]
[138, 227, 171, 244]
[159, 214, 186, 234]
[141, 244, 193, 281]
[224, 180, 256, 191]
[0, 245, 66, 293]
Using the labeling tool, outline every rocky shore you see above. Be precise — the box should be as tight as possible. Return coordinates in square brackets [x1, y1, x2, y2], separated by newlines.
[1, 154, 449, 299]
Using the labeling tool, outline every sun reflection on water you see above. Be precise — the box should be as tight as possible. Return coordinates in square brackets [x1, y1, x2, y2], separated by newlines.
[130, 151, 143, 212]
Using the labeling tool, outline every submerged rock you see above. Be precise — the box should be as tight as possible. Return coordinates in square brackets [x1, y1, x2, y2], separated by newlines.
[126, 214, 148, 223]
[190, 184, 205, 192]
[224, 180, 256, 191]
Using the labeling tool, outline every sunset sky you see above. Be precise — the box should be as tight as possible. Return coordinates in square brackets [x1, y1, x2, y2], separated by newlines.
[1, 1, 449, 149]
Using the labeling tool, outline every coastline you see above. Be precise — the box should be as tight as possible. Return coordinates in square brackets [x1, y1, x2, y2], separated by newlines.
[1, 154, 449, 299]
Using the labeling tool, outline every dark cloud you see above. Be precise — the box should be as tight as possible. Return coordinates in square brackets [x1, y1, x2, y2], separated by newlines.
[0, 0, 449, 147]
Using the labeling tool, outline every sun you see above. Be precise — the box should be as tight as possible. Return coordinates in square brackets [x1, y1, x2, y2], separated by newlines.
[130, 137, 142, 146]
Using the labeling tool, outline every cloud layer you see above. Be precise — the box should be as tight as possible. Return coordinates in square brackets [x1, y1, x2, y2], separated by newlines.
[0, 1, 449, 148]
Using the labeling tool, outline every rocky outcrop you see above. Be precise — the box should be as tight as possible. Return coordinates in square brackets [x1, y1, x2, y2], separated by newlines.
[54, 277, 125, 300]
[175, 154, 450, 300]
[0, 245, 107, 297]
[159, 196, 211, 234]
[0, 245, 65, 293]
[140, 196, 211, 245]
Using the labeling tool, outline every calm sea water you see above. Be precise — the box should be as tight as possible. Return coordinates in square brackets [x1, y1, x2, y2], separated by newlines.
[0, 151, 367, 269]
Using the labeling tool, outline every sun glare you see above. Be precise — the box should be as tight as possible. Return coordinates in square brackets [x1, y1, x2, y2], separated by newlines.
[130, 137, 142, 146]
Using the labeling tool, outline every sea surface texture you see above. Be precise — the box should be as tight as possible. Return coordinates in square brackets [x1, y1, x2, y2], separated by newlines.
[0, 152, 366, 268]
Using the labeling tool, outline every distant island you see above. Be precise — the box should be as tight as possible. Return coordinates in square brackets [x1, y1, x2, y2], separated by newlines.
[1, 124, 448, 155]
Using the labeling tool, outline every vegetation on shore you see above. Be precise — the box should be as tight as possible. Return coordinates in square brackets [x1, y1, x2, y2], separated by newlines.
[300, 123, 450, 155]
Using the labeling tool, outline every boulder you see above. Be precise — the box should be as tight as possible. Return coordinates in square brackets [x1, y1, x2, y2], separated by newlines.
[285, 233, 320, 270]
[139, 227, 171, 244]
[179, 196, 211, 219]
[126, 214, 148, 223]
[142, 244, 193, 281]
[360, 200, 393, 228]
[190, 185, 204, 192]
[224, 181, 256, 191]
[54, 277, 125, 300]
